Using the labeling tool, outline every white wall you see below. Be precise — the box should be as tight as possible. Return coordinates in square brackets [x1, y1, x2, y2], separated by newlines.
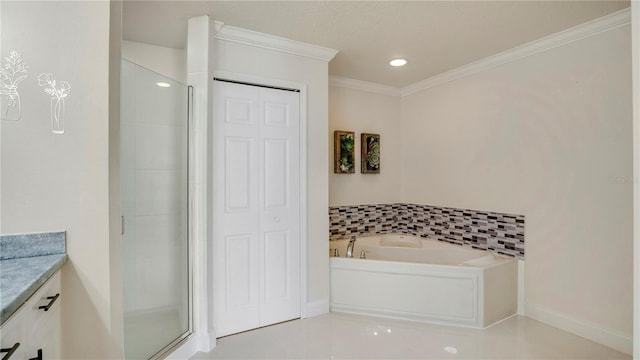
[1, 1, 122, 358]
[122, 40, 186, 83]
[329, 85, 402, 206]
[190, 15, 217, 354]
[401, 25, 633, 352]
[213, 37, 332, 314]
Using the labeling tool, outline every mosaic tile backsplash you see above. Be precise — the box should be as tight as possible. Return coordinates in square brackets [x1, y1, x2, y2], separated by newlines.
[329, 203, 525, 259]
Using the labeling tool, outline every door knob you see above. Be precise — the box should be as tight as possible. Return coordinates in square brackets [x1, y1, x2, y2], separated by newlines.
[273, 217, 280, 223]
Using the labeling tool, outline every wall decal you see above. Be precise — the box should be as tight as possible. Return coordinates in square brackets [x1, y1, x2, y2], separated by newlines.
[38, 73, 70, 134]
[334, 130, 355, 173]
[1, 51, 29, 121]
[361, 133, 380, 174]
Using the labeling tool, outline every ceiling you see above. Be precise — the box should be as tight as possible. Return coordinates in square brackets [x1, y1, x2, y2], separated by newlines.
[122, 1, 630, 88]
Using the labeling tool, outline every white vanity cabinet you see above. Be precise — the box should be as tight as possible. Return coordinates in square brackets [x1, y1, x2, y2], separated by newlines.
[0, 310, 25, 360]
[0, 271, 61, 360]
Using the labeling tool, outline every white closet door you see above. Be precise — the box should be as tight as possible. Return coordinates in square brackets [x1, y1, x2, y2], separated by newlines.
[213, 81, 300, 337]
[259, 87, 300, 326]
[213, 82, 261, 337]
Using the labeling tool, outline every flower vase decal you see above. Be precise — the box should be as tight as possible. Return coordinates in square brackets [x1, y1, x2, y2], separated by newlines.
[38, 73, 70, 134]
[1, 51, 29, 121]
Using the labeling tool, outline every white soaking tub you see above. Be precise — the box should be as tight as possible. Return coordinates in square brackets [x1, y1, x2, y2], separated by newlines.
[329, 234, 517, 328]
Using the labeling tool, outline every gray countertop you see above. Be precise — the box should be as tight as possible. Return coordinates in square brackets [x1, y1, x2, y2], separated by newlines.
[0, 231, 67, 325]
[0, 254, 67, 324]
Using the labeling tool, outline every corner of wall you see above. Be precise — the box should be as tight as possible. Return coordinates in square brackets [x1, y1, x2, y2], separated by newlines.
[396, 14, 633, 354]
[304, 298, 330, 318]
[185, 13, 215, 357]
[108, 0, 125, 357]
[525, 304, 633, 355]
[631, 2, 639, 358]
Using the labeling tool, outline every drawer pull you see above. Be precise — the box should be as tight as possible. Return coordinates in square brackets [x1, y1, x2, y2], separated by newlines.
[38, 293, 60, 311]
[0, 342, 20, 360]
[28, 349, 42, 360]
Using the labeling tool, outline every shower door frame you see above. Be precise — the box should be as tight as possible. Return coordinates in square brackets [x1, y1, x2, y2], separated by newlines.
[147, 84, 195, 360]
[120, 60, 194, 360]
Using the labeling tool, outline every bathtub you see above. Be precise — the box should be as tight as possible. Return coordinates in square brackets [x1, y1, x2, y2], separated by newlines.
[329, 234, 517, 328]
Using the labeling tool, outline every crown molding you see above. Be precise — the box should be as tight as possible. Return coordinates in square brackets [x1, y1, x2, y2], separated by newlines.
[214, 21, 338, 62]
[329, 76, 401, 97]
[214, 20, 225, 33]
[401, 7, 631, 97]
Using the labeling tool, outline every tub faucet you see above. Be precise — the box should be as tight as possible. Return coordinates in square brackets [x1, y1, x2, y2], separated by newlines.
[346, 236, 356, 258]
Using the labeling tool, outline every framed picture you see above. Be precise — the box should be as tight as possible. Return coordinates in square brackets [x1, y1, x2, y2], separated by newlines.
[361, 133, 380, 174]
[334, 131, 355, 173]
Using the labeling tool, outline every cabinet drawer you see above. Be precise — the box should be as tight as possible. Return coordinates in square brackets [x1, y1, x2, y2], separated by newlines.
[25, 271, 61, 333]
[0, 271, 62, 360]
[0, 309, 26, 360]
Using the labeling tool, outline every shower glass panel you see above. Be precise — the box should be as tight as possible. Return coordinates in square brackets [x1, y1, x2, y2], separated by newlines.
[120, 59, 190, 359]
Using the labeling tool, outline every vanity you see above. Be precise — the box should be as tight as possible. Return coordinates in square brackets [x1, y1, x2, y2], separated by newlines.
[0, 232, 67, 359]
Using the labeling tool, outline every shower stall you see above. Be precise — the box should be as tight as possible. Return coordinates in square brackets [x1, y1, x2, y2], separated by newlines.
[120, 59, 191, 359]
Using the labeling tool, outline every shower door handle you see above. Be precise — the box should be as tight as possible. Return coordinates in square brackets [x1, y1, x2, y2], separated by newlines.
[121, 216, 125, 235]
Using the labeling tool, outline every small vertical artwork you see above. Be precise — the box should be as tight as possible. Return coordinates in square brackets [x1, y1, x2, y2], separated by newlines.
[38, 73, 71, 134]
[334, 130, 355, 173]
[361, 133, 380, 174]
[1, 50, 29, 121]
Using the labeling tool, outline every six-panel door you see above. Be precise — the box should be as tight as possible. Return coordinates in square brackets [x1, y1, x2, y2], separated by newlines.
[213, 81, 300, 337]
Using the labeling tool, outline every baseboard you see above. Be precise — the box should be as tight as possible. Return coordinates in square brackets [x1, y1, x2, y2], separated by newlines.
[303, 298, 329, 318]
[525, 304, 632, 355]
[164, 336, 199, 360]
[165, 331, 216, 359]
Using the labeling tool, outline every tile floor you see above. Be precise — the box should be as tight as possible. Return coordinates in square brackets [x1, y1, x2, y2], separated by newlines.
[191, 313, 630, 359]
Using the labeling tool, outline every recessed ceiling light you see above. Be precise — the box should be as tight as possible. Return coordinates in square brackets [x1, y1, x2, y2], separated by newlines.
[389, 58, 407, 67]
[156, 82, 171, 88]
